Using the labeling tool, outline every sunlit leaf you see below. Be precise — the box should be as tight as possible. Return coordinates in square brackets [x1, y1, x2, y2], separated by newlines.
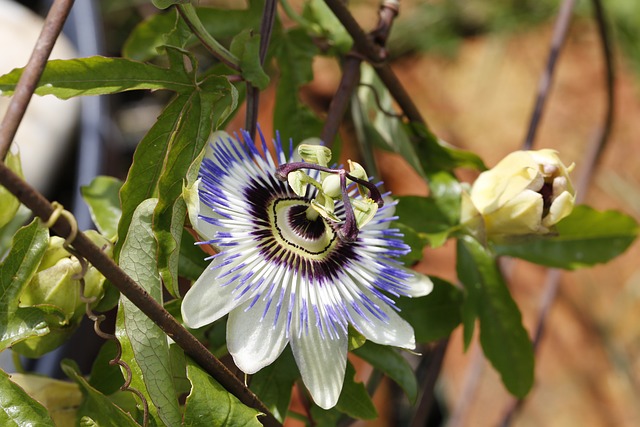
[183, 358, 262, 426]
[0, 369, 56, 427]
[61, 360, 139, 427]
[457, 236, 534, 397]
[0, 57, 193, 100]
[0, 220, 50, 351]
[81, 176, 122, 241]
[117, 198, 182, 427]
[494, 205, 639, 269]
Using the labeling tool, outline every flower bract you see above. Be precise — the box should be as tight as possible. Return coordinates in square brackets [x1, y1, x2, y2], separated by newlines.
[181, 130, 432, 409]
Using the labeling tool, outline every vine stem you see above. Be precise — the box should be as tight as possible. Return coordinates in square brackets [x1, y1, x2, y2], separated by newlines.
[522, 0, 577, 149]
[0, 161, 281, 427]
[176, 3, 240, 71]
[0, 0, 75, 161]
[245, 0, 278, 141]
[499, 0, 616, 424]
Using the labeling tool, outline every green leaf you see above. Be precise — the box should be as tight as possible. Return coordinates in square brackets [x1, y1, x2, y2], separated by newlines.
[81, 176, 122, 241]
[61, 360, 139, 427]
[0, 220, 50, 351]
[457, 236, 534, 397]
[183, 358, 262, 426]
[153, 0, 188, 10]
[89, 340, 125, 396]
[353, 342, 418, 403]
[494, 205, 639, 269]
[178, 229, 209, 281]
[313, 361, 377, 421]
[0, 369, 55, 427]
[273, 28, 323, 144]
[395, 195, 456, 233]
[250, 348, 299, 422]
[302, 0, 352, 53]
[124, 6, 263, 62]
[426, 170, 462, 225]
[152, 76, 237, 297]
[0, 57, 193, 100]
[396, 277, 463, 343]
[117, 198, 182, 427]
[231, 30, 270, 90]
[0, 149, 22, 229]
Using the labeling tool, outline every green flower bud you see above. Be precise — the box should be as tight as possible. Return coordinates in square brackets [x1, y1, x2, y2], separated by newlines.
[298, 142, 332, 167]
[461, 149, 576, 239]
[14, 230, 112, 357]
[0, 148, 23, 228]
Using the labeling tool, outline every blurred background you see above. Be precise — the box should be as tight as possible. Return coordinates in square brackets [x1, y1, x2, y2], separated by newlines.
[1, 0, 640, 426]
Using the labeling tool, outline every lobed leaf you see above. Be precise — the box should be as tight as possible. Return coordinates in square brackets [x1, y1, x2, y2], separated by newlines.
[0, 57, 193, 100]
[494, 205, 639, 269]
[457, 236, 534, 398]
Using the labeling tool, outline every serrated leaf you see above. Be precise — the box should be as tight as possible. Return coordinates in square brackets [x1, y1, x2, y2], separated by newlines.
[250, 348, 299, 422]
[0, 57, 193, 100]
[0, 220, 50, 350]
[494, 205, 639, 269]
[457, 236, 534, 397]
[183, 358, 262, 426]
[273, 28, 323, 144]
[396, 276, 463, 343]
[0, 369, 56, 427]
[61, 360, 140, 427]
[231, 30, 270, 90]
[117, 198, 182, 427]
[353, 342, 418, 403]
[81, 176, 122, 241]
[152, 76, 237, 297]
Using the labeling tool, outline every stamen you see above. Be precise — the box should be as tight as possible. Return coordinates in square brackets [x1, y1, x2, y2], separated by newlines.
[275, 161, 384, 243]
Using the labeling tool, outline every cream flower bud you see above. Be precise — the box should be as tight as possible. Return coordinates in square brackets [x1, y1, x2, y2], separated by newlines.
[461, 149, 575, 238]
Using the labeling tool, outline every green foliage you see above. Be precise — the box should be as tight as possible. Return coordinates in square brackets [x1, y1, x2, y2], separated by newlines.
[231, 29, 270, 90]
[0, 369, 55, 427]
[0, 220, 50, 351]
[0, 57, 193, 99]
[81, 176, 123, 241]
[397, 277, 464, 343]
[250, 348, 299, 422]
[117, 198, 182, 426]
[61, 360, 140, 427]
[353, 342, 419, 403]
[184, 358, 263, 426]
[495, 205, 639, 269]
[457, 236, 534, 397]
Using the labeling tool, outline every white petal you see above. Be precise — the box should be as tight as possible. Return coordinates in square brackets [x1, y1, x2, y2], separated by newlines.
[349, 288, 416, 350]
[181, 256, 254, 329]
[227, 291, 290, 374]
[291, 303, 347, 409]
[401, 268, 434, 297]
